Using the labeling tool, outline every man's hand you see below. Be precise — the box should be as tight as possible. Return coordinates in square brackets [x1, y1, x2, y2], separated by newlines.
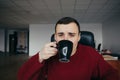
[39, 42, 58, 63]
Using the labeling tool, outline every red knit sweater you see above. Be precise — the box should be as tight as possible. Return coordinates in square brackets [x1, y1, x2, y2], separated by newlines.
[18, 44, 119, 80]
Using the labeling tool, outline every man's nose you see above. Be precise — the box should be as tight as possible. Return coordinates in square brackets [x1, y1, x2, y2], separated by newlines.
[63, 35, 69, 40]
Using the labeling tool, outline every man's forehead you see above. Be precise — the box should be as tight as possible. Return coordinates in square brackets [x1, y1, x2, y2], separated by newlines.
[56, 26, 78, 33]
[57, 23, 78, 29]
[55, 23, 80, 33]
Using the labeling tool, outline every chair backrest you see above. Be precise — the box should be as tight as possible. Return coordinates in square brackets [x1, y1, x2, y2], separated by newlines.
[79, 31, 95, 48]
[51, 31, 95, 48]
[51, 34, 55, 42]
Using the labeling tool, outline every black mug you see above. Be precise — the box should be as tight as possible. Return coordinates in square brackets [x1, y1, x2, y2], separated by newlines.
[57, 40, 73, 63]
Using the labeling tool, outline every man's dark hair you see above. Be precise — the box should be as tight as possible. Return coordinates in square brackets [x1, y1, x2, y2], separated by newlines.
[55, 17, 80, 33]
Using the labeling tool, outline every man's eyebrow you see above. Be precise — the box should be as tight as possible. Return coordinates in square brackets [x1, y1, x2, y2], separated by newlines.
[57, 32, 64, 34]
[68, 32, 76, 34]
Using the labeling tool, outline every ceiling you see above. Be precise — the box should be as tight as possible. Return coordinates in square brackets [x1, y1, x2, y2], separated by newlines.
[0, 0, 120, 28]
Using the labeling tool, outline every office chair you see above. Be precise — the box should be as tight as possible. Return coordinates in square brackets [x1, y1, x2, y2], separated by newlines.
[51, 34, 55, 42]
[51, 31, 96, 48]
[79, 31, 95, 48]
[97, 43, 101, 52]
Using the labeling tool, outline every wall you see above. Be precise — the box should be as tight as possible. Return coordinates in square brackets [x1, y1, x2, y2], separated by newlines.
[0, 29, 5, 52]
[103, 16, 120, 53]
[29, 24, 55, 56]
[29, 23, 102, 56]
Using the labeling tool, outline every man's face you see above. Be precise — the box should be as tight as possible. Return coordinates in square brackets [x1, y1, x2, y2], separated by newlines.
[55, 22, 80, 56]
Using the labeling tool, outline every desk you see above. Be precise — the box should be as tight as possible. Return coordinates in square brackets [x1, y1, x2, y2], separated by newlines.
[102, 54, 120, 78]
[106, 60, 120, 79]
[102, 53, 120, 59]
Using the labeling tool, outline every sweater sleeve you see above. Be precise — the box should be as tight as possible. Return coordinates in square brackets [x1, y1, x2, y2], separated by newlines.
[93, 55, 119, 80]
[17, 53, 47, 80]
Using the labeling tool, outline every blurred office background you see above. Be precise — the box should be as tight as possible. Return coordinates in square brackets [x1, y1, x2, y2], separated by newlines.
[0, 0, 120, 80]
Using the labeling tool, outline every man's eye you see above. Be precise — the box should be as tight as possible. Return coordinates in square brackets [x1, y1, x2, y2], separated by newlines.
[58, 34, 63, 36]
[70, 34, 75, 37]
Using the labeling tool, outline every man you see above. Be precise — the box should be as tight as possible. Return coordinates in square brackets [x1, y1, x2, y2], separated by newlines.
[18, 17, 119, 80]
